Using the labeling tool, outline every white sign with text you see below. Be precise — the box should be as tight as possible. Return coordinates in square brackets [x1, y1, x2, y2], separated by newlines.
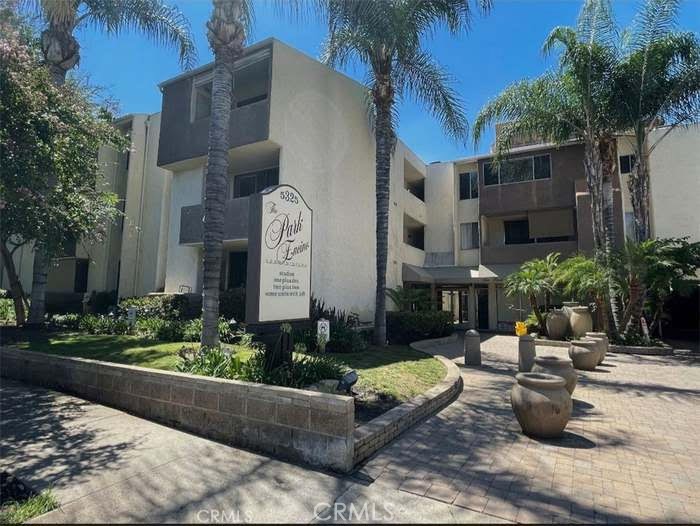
[247, 185, 312, 323]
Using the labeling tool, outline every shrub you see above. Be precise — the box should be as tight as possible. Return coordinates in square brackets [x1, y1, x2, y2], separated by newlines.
[386, 311, 454, 344]
[219, 288, 245, 321]
[48, 313, 81, 330]
[242, 350, 346, 388]
[524, 312, 540, 334]
[78, 314, 131, 335]
[88, 290, 118, 314]
[176, 345, 247, 378]
[0, 298, 15, 323]
[325, 323, 367, 353]
[119, 294, 192, 321]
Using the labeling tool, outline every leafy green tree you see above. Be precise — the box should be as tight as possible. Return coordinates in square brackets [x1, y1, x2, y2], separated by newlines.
[323, 0, 487, 345]
[505, 253, 560, 335]
[0, 20, 125, 324]
[612, 0, 700, 242]
[24, 0, 197, 324]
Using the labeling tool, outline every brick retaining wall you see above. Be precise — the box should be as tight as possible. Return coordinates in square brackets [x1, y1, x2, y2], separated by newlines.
[0, 347, 354, 472]
[353, 354, 463, 465]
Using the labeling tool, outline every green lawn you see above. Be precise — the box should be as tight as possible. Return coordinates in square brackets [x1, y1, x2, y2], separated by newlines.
[0, 491, 58, 525]
[16, 333, 445, 416]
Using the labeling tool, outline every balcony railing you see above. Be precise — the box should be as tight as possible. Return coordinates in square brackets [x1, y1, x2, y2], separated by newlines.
[179, 197, 250, 245]
[481, 240, 578, 265]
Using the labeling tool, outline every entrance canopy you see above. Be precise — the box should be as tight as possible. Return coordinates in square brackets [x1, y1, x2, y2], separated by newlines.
[402, 263, 520, 285]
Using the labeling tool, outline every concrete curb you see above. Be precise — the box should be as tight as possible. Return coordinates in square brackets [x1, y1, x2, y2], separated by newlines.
[352, 335, 463, 466]
[534, 338, 675, 356]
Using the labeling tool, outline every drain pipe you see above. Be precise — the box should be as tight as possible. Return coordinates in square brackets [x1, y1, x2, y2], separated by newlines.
[132, 116, 150, 296]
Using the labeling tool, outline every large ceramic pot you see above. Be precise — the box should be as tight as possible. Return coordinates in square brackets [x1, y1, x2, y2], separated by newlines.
[585, 332, 609, 365]
[545, 309, 568, 340]
[532, 355, 577, 395]
[561, 302, 579, 336]
[569, 306, 593, 338]
[511, 372, 572, 438]
[568, 339, 599, 371]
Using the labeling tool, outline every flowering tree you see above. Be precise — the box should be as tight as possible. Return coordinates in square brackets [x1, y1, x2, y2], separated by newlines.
[0, 16, 125, 324]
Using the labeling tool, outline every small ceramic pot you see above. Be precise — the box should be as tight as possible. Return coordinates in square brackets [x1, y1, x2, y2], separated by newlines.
[568, 338, 599, 371]
[532, 355, 577, 395]
[585, 332, 609, 364]
[546, 309, 568, 340]
[511, 372, 572, 438]
[569, 306, 593, 338]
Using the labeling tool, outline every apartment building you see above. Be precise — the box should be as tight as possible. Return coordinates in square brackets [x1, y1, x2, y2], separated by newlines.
[0, 113, 171, 308]
[3, 38, 697, 329]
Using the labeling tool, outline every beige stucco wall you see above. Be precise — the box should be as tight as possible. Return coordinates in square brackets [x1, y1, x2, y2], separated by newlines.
[647, 126, 700, 242]
[118, 113, 172, 297]
[164, 166, 203, 294]
[269, 40, 409, 321]
[425, 162, 455, 258]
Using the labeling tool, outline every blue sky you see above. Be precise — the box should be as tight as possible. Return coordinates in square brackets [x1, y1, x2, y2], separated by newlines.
[74, 0, 700, 162]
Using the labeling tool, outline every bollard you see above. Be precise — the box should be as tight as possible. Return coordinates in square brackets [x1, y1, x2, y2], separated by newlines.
[464, 329, 481, 366]
[518, 334, 536, 372]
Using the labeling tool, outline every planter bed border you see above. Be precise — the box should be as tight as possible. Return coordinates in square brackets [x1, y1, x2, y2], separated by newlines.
[353, 335, 462, 466]
[0, 346, 354, 472]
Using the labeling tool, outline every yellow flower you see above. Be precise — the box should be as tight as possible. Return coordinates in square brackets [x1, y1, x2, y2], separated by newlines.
[515, 321, 527, 337]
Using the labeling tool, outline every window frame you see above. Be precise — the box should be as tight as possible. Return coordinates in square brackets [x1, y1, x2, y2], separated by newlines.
[483, 153, 552, 187]
[190, 72, 214, 123]
[459, 171, 479, 200]
[619, 154, 636, 175]
[230, 166, 279, 199]
[460, 222, 480, 250]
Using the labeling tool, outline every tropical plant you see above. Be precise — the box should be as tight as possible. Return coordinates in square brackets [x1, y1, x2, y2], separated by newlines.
[555, 254, 612, 331]
[385, 286, 432, 312]
[323, 0, 488, 345]
[612, 0, 700, 243]
[200, 0, 250, 347]
[1, 16, 125, 325]
[611, 238, 700, 340]
[504, 253, 560, 335]
[22, 0, 196, 325]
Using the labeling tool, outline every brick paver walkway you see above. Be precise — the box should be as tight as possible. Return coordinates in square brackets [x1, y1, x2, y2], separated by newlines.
[360, 334, 700, 524]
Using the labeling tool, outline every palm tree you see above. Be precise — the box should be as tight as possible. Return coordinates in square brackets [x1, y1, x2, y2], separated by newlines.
[26, 0, 197, 325]
[322, 0, 488, 346]
[474, 0, 618, 257]
[504, 253, 560, 335]
[612, 0, 700, 242]
[200, 0, 249, 348]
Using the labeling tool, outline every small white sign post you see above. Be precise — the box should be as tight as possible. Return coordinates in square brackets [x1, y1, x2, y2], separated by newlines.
[127, 307, 137, 328]
[317, 318, 330, 352]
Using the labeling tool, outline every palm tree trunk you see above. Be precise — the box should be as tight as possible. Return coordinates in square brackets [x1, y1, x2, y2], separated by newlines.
[628, 133, 651, 242]
[1, 242, 27, 325]
[599, 137, 621, 338]
[372, 84, 393, 346]
[622, 278, 646, 338]
[28, 17, 79, 326]
[583, 138, 606, 254]
[201, 0, 245, 348]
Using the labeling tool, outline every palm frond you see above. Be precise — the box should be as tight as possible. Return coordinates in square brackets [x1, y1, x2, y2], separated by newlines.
[81, 0, 198, 69]
[628, 0, 681, 52]
[394, 49, 468, 143]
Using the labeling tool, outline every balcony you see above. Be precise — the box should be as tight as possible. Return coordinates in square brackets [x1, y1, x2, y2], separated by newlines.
[481, 241, 578, 265]
[179, 197, 250, 245]
[403, 189, 427, 224]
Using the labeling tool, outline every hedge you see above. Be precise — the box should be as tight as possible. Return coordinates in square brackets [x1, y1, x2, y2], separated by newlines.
[386, 310, 455, 344]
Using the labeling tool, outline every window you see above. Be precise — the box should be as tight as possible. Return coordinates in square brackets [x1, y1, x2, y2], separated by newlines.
[192, 78, 212, 121]
[483, 154, 551, 186]
[459, 172, 478, 200]
[534, 154, 551, 179]
[619, 154, 636, 175]
[460, 222, 480, 249]
[504, 219, 532, 245]
[624, 211, 636, 240]
[232, 168, 279, 198]
[74, 259, 89, 293]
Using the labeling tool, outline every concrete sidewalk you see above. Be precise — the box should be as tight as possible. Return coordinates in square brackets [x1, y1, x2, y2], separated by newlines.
[0, 379, 502, 523]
